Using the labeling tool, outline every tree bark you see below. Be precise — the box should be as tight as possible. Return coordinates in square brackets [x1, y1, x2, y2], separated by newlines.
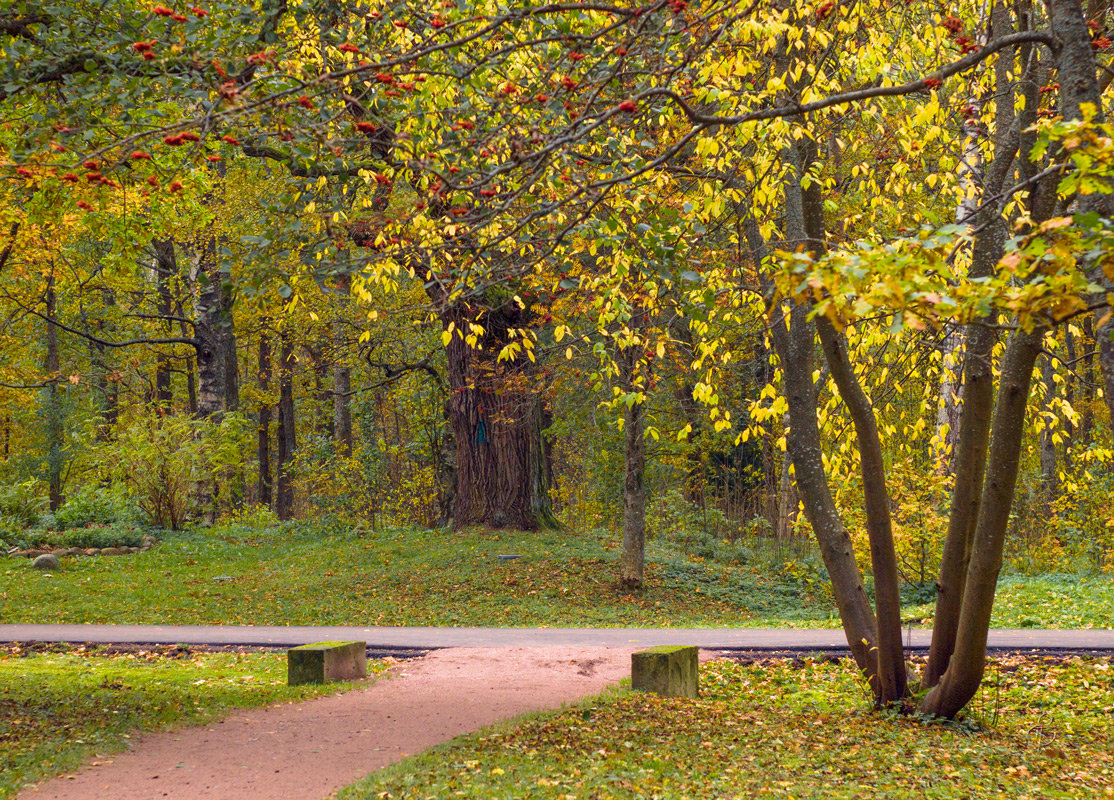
[333, 273, 354, 457]
[257, 326, 273, 508]
[193, 233, 226, 420]
[745, 194, 879, 682]
[815, 316, 907, 705]
[42, 272, 63, 511]
[276, 328, 296, 520]
[619, 303, 647, 589]
[443, 301, 555, 530]
[922, 329, 1043, 718]
[152, 239, 175, 414]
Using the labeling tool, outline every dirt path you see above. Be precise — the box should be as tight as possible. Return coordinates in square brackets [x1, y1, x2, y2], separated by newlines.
[17, 647, 641, 800]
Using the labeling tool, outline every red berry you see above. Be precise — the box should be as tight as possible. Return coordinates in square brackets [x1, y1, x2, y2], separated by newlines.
[131, 150, 151, 160]
[147, 175, 159, 186]
[298, 95, 313, 108]
[221, 135, 239, 144]
[16, 167, 32, 178]
[62, 173, 79, 182]
[189, 6, 207, 16]
[169, 181, 183, 192]
[83, 160, 99, 170]
[618, 100, 638, 112]
[339, 44, 360, 53]
[356, 121, 377, 132]
[207, 155, 221, 162]
[153, 6, 173, 16]
[179, 132, 199, 142]
[77, 201, 92, 210]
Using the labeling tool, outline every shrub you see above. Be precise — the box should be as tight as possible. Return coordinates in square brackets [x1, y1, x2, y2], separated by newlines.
[53, 484, 132, 529]
[0, 480, 47, 527]
[101, 413, 252, 529]
[55, 524, 147, 550]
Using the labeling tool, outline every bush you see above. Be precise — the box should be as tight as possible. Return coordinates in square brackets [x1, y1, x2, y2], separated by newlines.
[53, 484, 132, 529]
[0, 480, 47, 527]
[0, 515, 31, 550]
[651, 489, 752, 565]
[54, 524, 147, 550]
[101, 414, 252, 529]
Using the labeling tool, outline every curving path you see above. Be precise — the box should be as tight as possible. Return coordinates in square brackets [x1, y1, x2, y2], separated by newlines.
[7, 625, 1113, 800]
[15, 646, 644, 800]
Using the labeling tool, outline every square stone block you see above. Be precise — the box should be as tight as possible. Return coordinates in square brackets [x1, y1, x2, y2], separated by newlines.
[287, 640, 367, 686]
[631, 645, 699, 698]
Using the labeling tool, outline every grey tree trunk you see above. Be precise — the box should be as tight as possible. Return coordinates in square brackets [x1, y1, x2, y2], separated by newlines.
[193, 235, 226, 421]
[618, 310, 647, 590]
[333, 274, 353, 458]
[276, 329, 297, 520]
[152, 239, 176, 413]
[42, 272, 63, 511]
[257, 326, 273, 508]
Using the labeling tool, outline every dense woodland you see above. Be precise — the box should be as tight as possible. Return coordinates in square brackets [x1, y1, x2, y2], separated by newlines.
[3, 0, 1114, 715]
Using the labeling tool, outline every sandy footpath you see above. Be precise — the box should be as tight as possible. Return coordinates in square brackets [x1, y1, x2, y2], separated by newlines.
[17, 646, 640, 800]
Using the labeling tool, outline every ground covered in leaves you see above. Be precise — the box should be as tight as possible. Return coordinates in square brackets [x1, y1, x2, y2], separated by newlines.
[0, 643, 378, 799]
[338, 655, 1114, 800]
[3, 522, 1112, 628]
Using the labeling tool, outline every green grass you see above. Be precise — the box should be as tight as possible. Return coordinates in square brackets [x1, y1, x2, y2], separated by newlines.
[337, 655, 1114, 800]
[1, 520, 1111, 628]
[0, 644, 385, 799]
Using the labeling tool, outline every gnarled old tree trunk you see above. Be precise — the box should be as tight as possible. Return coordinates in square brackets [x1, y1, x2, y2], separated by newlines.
[442, 301, 555, 530]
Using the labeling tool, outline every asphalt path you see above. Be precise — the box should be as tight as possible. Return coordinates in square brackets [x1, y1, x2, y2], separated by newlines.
[2, 623, 1113, 652]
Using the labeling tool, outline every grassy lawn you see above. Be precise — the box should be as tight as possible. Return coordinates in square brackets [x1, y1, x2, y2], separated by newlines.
[337, 655, 1114, 800]
[0, 644, 381, 799]
[2, 520, 1112, 628]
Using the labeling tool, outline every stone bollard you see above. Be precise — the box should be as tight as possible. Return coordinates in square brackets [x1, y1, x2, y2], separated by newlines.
[631, 645, 699, 698]
[287, 641, 367, 686]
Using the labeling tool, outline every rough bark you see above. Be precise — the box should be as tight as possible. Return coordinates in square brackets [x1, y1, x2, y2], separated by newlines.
[922, 330, 1043, 718]
[333, 273, 354, 458]
[619, 305, 647, 589]
[1038, 352, 1059, 509]
[257, 326, 273, 508]
[276, 329, 296, 520]
[42, 273, 63, 511]
[443, 302, 555, 530]
[152, 239, 175, 414]
[193, 234, 226, 420]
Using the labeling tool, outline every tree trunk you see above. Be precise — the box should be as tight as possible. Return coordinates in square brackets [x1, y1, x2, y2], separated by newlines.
[443, 302, 555, 530]
[1038, 352, 1059, 509]
[333, 274, 354, 457]
[815, 317, 907, 705]
[152, 238, 176, 414]
[619, 307, 647, 589]
[922, 329, 1043, 718]
[42, 272, 63, 511]
[924, 3, 1024, 685]
[743, 207, 879, 685]
[193, 235, 227, 420]
[276, 329, 297, 520]
[257, 326, 273, 508]
[795, 132, 905, 705]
